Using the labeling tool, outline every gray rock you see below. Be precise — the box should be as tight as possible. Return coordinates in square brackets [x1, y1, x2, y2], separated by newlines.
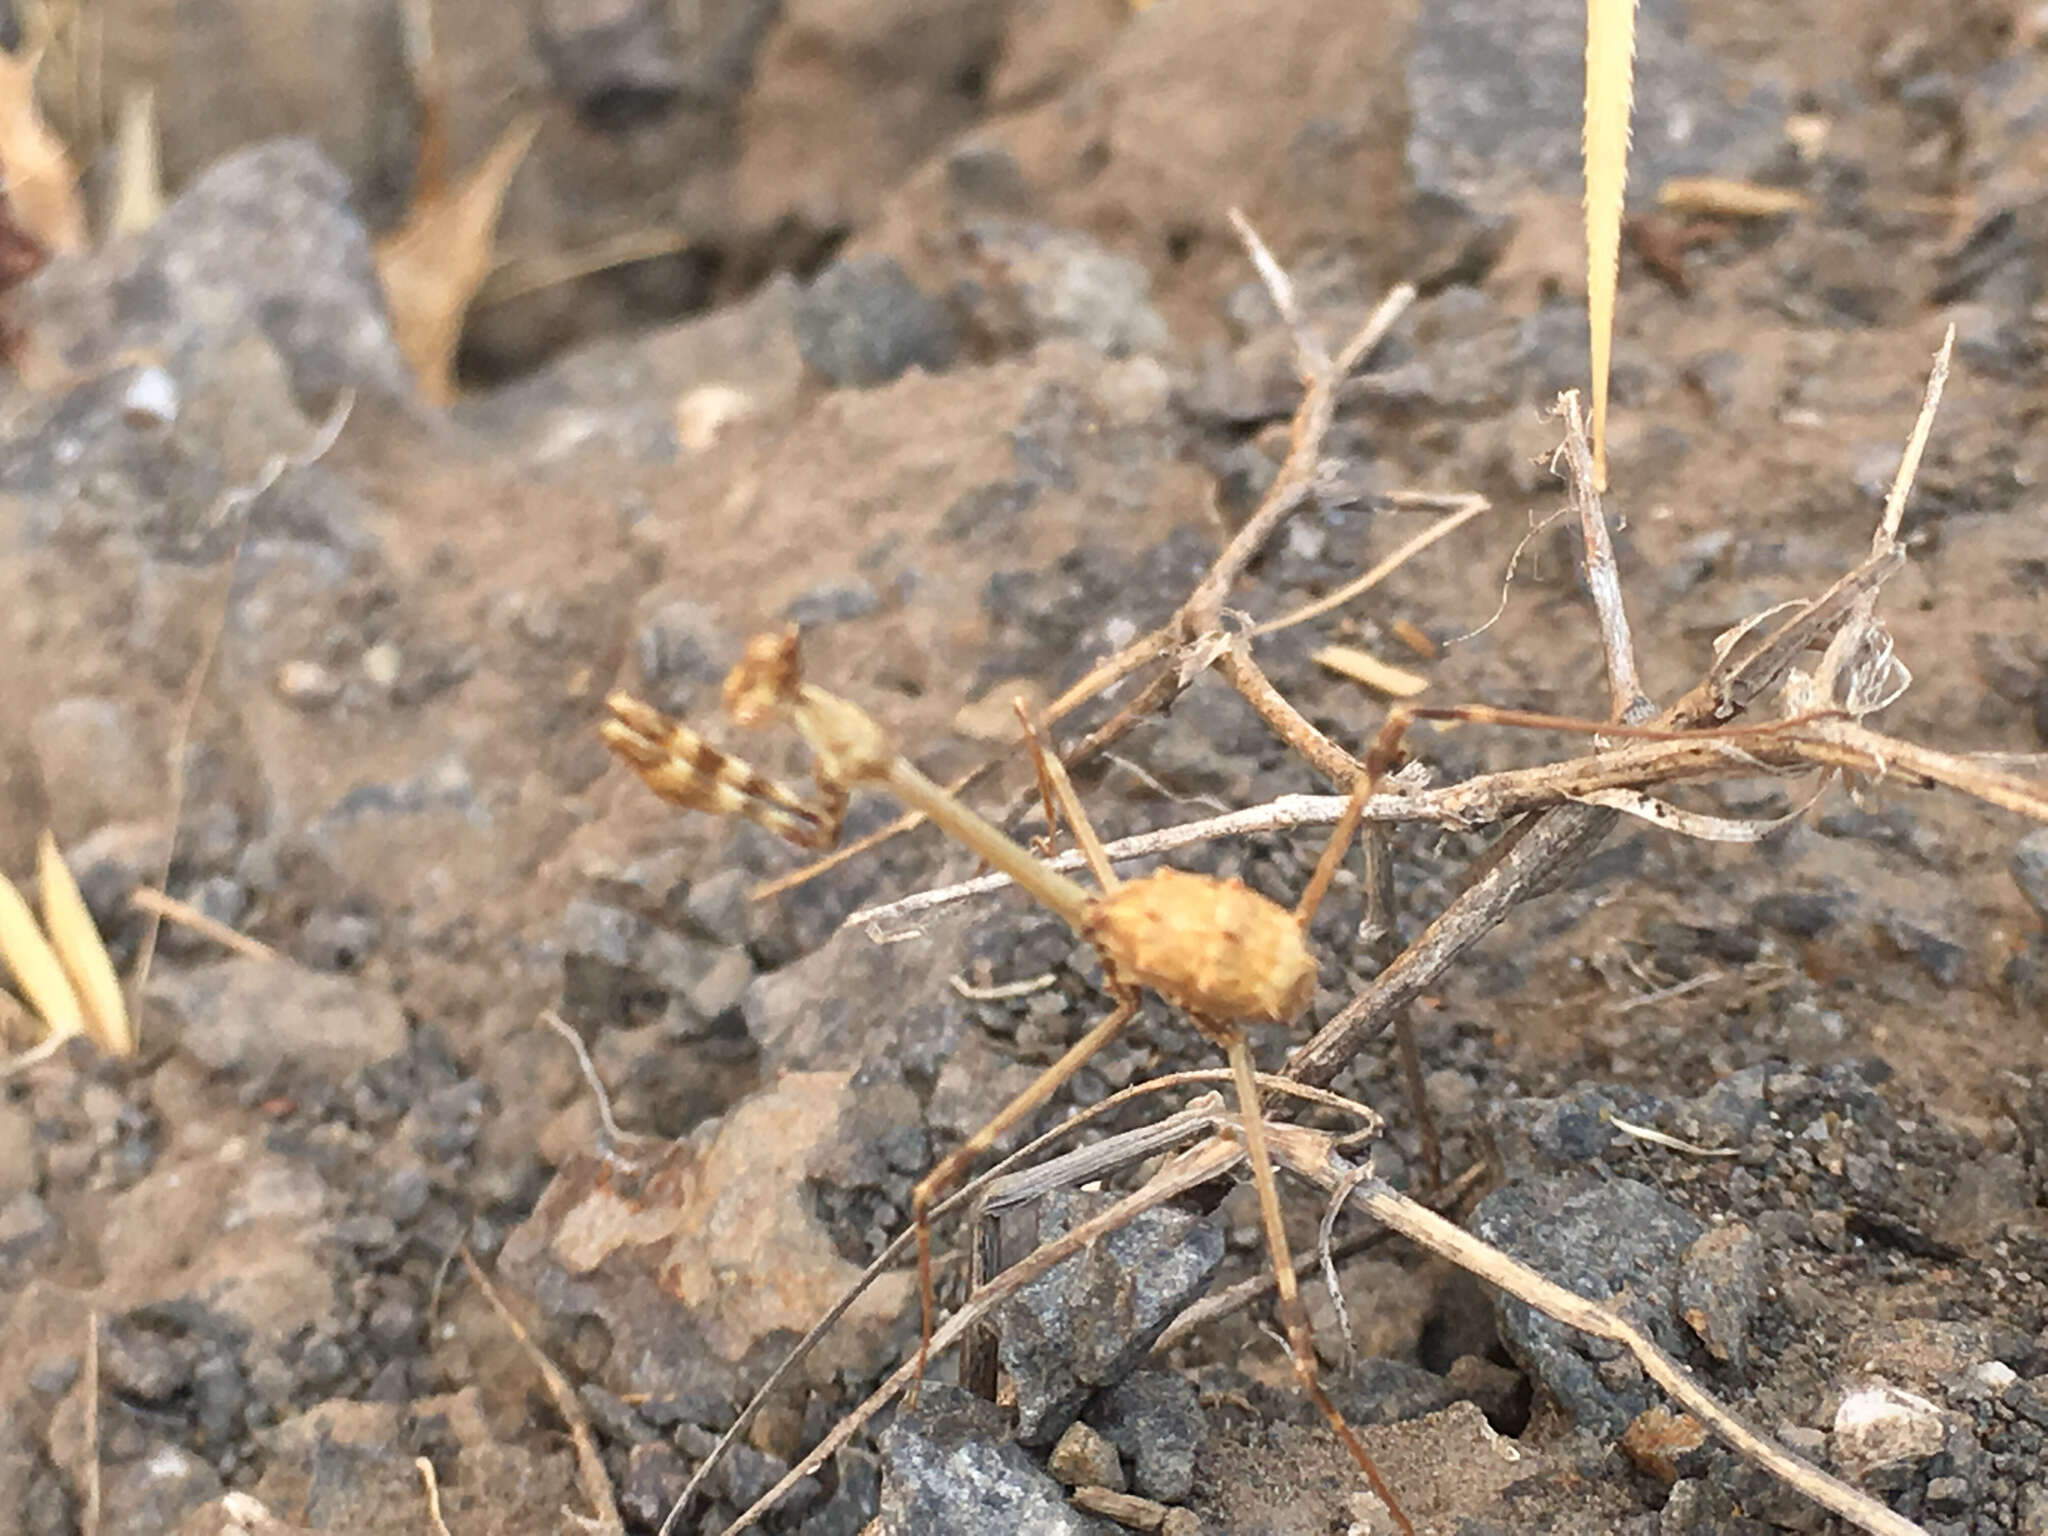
[1677, 1223, 1764, 1368]
[1751, 887, 1855, 939]
[1487, 1083, 1670, 1172]
[25, 139, 409, 412]
[454, 275, 806, 468]
[793, 254, 958, 388]
[0, 1099, 37, 1202]
[2015, 828, 2048, 925]
[148, 959, 409, 1080]
[1407, 0, 1784, 215]
[294, 908, 381, 972]
[946, 140, 1035, 215]
[1468, 1176, 1705, 1438]
[799, 1449, 880, 1536]
[559, 897, 732, 1033]
[98, 1442, 223, 1536]
[102, 1320, 194, 1403]
[879, 1385, 1115, 1536]
[634, 594, 733, 712]
[1085, 1372, 1203, 1503]
[1830, 1382, 1946, 1478]
[619, 1441, 689, 1531]
[998, 1190, 1226, 1447]
[1327, 1358, 1464, 1428]
[1882, 916, 1967, 987]
[963, 220, 1172, 358]
[0, 1192, 62, 1278]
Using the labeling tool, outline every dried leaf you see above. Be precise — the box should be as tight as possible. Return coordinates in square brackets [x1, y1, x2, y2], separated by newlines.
[1313, 644, 1429, 699]
[0, 47, 87, 254]
[375, 114, 540, 403]
[38, 830, 132, 1055]
[109, 85, 163, 238]
[1583, 0, 1637, 491]
[0, 863, 83, 1043]
[1657, 176, 1809, 219]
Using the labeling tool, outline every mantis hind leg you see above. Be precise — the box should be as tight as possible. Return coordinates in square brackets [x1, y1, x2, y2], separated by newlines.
[1223, 1030, 1414, 1536]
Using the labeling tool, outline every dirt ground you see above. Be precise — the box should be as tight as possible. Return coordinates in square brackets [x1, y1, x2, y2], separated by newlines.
[2, 1, 2047, 1534]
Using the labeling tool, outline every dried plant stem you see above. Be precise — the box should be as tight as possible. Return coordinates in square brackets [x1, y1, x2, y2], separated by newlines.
[461, 1249, 624, 1535]
[130, 392, 354, 1040]
[1558, 392, 1649, 721]
[1269, 1124, 1927, 1536]
[128, 887, 276, 963]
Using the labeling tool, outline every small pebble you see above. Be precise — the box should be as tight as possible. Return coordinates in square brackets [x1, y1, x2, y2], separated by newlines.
[362, 643, 402, 689]
[675, 385, 755, 453]
[120, 366, 179, 427]
[1831, 1382, 1945, 1476]
[1048, 1421, 1125, 1491]
[277, 660, 342, 709]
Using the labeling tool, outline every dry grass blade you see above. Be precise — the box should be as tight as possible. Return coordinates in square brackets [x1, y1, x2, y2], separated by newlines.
[1313, 644, 1429, 699]
[130, 388, 355, 1045]
[475, 227, 691, 309]
[0, 45, 86, 253]
[109, 84, 162, 238]
[376, 113, 541, 403]
[1583, 0, 1638, 490]
[38, 831, 130, 1055]
[0, 861, 83, 1045]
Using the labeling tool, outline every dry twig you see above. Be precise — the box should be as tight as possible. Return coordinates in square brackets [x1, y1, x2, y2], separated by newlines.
[129, 887, 277, 963]
[1268, 1123, 1925, 1536]
[460, 1249, 625, 1535]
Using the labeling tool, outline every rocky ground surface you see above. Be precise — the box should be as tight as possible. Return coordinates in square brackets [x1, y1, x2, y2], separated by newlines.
[2, 1, 2048, 1533]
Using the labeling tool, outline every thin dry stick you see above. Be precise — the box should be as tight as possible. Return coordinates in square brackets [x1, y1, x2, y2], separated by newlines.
[718, 1137, 1248, 1536]
[129, 391, 355, 1037]
[1252, 492, 1491, 638]
[83, 1309, 100, 1536]
[1151, 1157, 1488, 1355]
[540, 1009, 654, 1163]
[1556, 392, 1650, 722]
[460, 1249, 625, 1536]
[416, 1458, 455, 1536]
[1267, 1123, 1927, 1536]
[1812, 325, 1953, 716]
[836, 723, 1877, 931]
[128, 887, 277, 962]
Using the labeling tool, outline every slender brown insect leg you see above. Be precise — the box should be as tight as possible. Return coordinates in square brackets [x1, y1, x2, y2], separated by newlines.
[1224, 1032, 1413, 1536]
[1294, 707, 1416, 930]
[1014, 702, 1120, 893]
[906, 986, 1142, 1402]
